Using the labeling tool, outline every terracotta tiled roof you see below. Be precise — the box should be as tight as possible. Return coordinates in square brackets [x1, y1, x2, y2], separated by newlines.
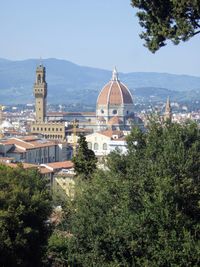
[98, 130, 123, 138]
[20, 136, 40, 141]
[43, 161, 74, 171]
[1, 138, 56, 150]
[39, 166, 53, 174]
[1, 138, 34, 149]
[29, 140, 56, 148]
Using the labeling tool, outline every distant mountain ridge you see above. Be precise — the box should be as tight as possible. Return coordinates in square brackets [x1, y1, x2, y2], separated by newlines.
[0, 58, 200, 104]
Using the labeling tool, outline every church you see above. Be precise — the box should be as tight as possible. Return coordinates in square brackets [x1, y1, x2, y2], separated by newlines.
[31, 64, 143, 140]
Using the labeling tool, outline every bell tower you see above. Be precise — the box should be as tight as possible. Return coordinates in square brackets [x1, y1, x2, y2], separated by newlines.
[34, 64, 47, 122]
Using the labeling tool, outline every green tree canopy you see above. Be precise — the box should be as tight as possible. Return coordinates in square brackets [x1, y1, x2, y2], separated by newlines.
[131, 0, 200, 52]
[54, 121, 200, 266]
[0, 165, 52, 267]
[72, 135, 97, 179]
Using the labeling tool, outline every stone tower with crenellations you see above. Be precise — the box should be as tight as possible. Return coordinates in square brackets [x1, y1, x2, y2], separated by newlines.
[34, 64, 47, 122]
[31, 64, 66, 140]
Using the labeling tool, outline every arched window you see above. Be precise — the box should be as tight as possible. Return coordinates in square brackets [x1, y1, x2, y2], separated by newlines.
[37, 74, 41, 83]
[113, 109, 117, 115]
[88, 142, 92, 149]
[94, 143, 99, 150]
[103, 143, 107, 150]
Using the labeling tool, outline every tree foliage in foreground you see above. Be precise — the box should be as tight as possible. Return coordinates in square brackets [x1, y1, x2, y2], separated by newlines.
[0, 165, 52, 267]
[131, 0, 200, 52]
[72, 134, 97, 179]
[49, 121, 200, 266]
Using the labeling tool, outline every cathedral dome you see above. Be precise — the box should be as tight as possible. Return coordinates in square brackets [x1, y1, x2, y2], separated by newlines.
[97, 68, 133, 106]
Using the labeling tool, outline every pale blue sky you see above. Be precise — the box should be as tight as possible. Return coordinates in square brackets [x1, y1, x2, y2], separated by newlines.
[0, 0, 200, 76]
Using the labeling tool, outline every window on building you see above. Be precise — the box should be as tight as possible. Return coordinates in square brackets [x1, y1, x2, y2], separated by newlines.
[41, 128, 43, 131]
[37, 128, 39, 131]
[101, 109, 104, 114]
[56, 128, 58, 131]
[103, 143, 107, 150]
[113, 109, 117, 115]
[88, 142, 92, 149]
[60, 128, 62, 131]
[94, 143, 99, 150]
[37, 74, 41, 83]
[33, 127, 35, 131]
[52, 128, 54, 131]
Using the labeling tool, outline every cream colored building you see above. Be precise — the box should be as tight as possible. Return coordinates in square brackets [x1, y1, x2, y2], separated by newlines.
[53, 176, 75, 199]
[31, 121, 66, 140]
[86, 130, 127, 157]
[0, 136, 67, 164]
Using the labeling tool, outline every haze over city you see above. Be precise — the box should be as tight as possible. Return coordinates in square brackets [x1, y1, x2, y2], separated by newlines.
[1, 0, 200, 76]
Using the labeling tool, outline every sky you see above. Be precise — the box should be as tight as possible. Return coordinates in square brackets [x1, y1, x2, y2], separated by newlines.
[0, 0, 200, 76]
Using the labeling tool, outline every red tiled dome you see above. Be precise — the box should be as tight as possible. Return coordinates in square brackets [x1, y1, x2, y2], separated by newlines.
[97, 68, 133, 106]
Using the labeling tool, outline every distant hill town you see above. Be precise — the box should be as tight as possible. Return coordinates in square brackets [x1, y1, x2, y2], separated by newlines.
[0, 58, 200, 105]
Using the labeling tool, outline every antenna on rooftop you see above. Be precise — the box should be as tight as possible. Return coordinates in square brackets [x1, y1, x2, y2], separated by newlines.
[39, 56, 43, 67]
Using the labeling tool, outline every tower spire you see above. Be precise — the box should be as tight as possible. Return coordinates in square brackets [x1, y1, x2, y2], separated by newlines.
[111, 66, 119, 81]
[164, 96, 172, 121]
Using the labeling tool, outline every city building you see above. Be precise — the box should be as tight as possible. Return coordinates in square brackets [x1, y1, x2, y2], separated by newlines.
[86, 130, 127, 157]
[30, 64, 143, 142]
[0, 136, 69, 164]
